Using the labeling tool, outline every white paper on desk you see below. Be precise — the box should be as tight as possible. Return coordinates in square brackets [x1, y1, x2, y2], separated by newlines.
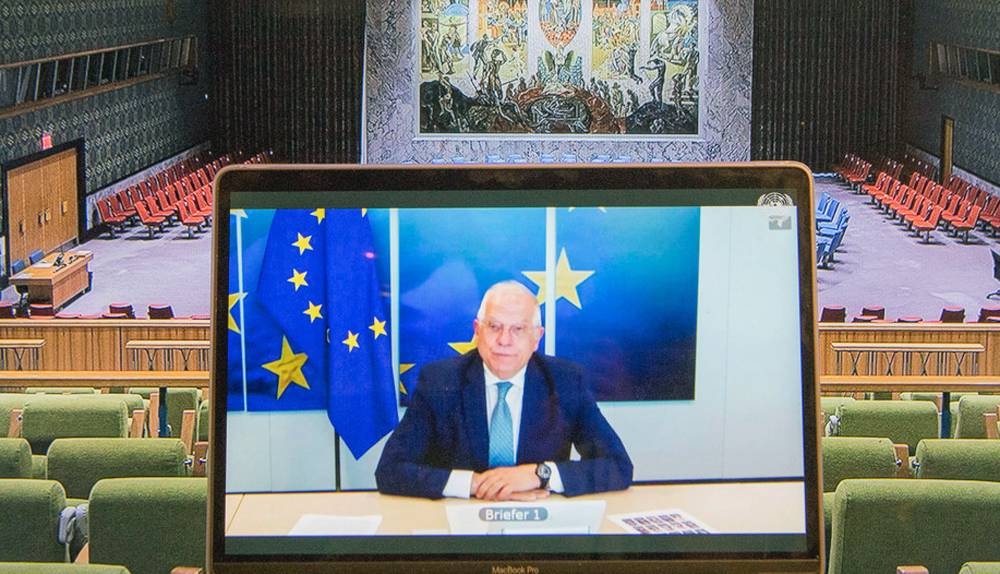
[288, 514, 382, 536]
[608, 508, 715, 535]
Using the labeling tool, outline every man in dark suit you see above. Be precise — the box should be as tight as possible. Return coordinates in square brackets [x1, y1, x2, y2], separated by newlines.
[376, 280, 632, 500]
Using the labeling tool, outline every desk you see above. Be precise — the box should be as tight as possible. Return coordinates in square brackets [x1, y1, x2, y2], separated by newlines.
[0, 339, 44, 370]
[831, 342, 984, 376]
[10, 251, 93, 309]
[225, 482, 806, 536]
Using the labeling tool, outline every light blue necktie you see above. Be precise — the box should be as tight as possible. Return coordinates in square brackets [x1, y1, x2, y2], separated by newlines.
[489, 382, 515, 467]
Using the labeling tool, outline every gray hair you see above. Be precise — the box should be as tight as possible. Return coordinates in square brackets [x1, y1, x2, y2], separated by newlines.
[475, 280, 542, 327]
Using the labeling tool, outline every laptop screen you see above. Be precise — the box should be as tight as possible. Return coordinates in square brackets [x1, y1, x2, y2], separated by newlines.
[209, 163, 820, 573]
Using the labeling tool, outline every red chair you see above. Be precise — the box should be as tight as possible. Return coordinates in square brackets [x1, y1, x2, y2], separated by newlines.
[896, 316, 923, 323]
[911, 205, 944, 243]
[133, 200, 166, 239]
[55, 312, 81, 319]
[109, 303, 135, 318]
[819, 306, 847, 323]
[96, 199, 127, 238]
[939, 307, 966, 323]
[148, 304, 174, 319]
[951, 204, 982, 243]
[29, 303, 55, 318]
[861, 306, 885, 320]
[977, 306, 1000, 323]
[176, 198, 206, 238]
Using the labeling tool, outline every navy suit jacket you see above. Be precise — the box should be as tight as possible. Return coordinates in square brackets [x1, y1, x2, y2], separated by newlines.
[375, 352, 633, 499]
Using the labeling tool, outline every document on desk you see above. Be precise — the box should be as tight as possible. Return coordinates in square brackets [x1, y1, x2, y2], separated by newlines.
[446, 500, 606, 535]
[288, 514, 382, 536]
[608, 509, 715, 535]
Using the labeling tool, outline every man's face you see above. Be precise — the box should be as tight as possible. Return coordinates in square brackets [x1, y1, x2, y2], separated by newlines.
[474, 289, 543, 380]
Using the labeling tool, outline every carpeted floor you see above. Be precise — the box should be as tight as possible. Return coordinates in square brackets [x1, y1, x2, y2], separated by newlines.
[4, 175, 996, 322]
[815, 175, 1000, 322]
[2, 220, 213, 318]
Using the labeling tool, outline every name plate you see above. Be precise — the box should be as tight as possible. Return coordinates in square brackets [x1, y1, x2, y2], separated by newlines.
[479, 507, 549, 522]
[447, 500, 607, 535]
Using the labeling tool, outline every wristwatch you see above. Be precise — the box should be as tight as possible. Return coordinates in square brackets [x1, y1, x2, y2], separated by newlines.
[535, 462, 552, 490]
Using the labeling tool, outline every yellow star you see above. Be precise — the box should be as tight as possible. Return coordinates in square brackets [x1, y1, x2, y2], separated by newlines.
[448, 335, 478, 355]
[343, 330, 360, 352]
[361, 208, 368, 217]
[262, 337, 310, 399]
[292, 233, 313, 255]
[398, 363, 415, 395]
[231, 209, 248, 218]
[369, 316, 387, 339]
[227, 292, 245, 334]
[311, 208, 325, 224]
[288, 269, 308, 291]
[303, 301, 323, 323]
[522, 248, 595, 309]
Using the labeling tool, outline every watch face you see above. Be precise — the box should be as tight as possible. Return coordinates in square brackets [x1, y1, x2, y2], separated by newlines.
[537, 463, 551, 479]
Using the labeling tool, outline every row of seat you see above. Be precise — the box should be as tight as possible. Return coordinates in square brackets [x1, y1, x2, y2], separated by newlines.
[819, 304, 1000, 323]
[0, 301, 204, 320]
[816, 192, 849, 268]
[863, 169, 993, 244]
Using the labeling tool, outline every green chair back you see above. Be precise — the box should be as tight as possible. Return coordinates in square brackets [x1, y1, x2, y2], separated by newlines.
[46, 438, 190, 499]
[828, 479, 1000, 574]
[961, 563, 1000, 574]
[835, 400, 938, 455]
[21, 396, 128, 455]
[821, 436, 898, 492]
[0, 479, 67, 562]
[0, 564, 130, 573]
[197, 400, 210, 441]
[128, 388, 199, 438]
[955, 395, 1000, 439]
[914, 439, 1000, 481]
[0, 438, 32, 478]
[23, 388, 99, 395]
[0, 394, 31, 438]
[89, 477, 206, 574]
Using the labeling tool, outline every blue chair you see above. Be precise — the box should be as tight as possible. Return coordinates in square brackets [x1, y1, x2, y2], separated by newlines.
[28, 250, 44, 265]
[485, 154, 505, 164]
[10, 260, 26, 275]
[559, 153, 578, 163]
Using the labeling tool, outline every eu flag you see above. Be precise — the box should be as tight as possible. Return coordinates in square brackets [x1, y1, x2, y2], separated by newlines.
[255, 208, 398, 459]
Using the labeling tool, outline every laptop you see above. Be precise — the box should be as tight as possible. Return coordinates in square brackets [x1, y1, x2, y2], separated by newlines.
[209, 162, 821, 573]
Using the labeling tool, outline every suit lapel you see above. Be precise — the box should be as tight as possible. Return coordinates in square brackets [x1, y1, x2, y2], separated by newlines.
[461, 356, 489, 469]
[517, 357, 549, 462]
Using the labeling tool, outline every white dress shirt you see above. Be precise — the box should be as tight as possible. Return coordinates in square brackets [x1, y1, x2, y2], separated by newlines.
[442, 364, 564, 498]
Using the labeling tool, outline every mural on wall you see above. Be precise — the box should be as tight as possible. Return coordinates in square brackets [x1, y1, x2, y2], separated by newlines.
[418, 0, 701, 137]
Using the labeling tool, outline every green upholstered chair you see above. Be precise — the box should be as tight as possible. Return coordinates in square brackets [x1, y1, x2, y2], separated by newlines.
[954, 395, 1000, 439]
[88, 477, 206, 574]
[0, 394, 31, 438]
[46, 438, 191, 500]
[23, 388, 99, 395]
[828, 479, 1000, 574]
[834, 401, 939, 455]
[0, 479, 67, 562]
[0, 437, 32, 478]
[197, 400, 209, 442]
[960, 563, 1000, 574]
[127, 388, 200, 438]
[822, 437, 900, 492]
[913, 439, 1000, 481]
[0, 564, 130, 573]
[20, 396, 128, 455]
[821, 397, 855, 432]
[901, 391, 966, 436]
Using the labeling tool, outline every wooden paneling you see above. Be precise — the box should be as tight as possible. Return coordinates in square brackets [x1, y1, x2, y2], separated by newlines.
[0, 318, 209, 372]
[817, 323, 1000, 376]
[5, 147, 79, 266]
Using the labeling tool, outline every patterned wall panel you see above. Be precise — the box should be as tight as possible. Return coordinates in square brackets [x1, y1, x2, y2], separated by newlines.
[906, 0, 1000, 184]
[365, 0, 752, 163]
[0, 0, 211, 232]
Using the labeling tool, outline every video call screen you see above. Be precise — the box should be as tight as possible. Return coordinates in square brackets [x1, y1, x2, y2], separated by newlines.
[213, 177, 818, 562]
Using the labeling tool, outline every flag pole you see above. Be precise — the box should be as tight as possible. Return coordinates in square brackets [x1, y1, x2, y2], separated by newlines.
[334, 429, 342, 492]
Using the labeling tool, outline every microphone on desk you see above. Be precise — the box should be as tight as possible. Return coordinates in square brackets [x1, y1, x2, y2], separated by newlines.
[53, 253, 65, 267]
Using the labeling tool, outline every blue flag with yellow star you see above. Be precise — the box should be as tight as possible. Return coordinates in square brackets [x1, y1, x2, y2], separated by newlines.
[253, 208, 398, 459]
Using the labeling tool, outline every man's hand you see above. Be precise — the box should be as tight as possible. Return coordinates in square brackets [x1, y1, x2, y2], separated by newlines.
[471, 464, 548, 501]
